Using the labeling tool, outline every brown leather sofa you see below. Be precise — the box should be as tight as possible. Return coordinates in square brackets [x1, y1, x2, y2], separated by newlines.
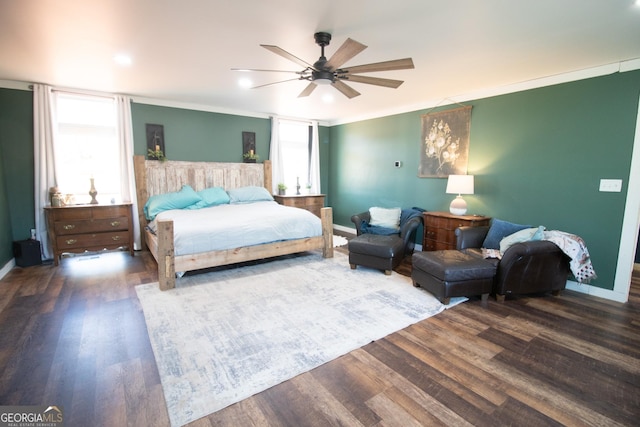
[455, 226, 571, 301]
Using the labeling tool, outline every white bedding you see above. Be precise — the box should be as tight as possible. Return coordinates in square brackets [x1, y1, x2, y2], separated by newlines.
[148, 201, 322, 256]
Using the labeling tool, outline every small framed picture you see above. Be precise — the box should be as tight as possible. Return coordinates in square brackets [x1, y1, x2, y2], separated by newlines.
[146, 124, 165, 160]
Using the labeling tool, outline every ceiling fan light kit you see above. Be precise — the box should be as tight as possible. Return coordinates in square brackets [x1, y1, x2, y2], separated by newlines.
[234, 32, 414, 99]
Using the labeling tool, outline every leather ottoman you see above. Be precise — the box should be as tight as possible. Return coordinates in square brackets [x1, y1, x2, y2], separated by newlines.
[411, 250, 496, 304]
[348, 233, 405, 275]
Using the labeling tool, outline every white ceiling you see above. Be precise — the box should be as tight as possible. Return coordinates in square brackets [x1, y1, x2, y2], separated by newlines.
[1, 0, 639, 124]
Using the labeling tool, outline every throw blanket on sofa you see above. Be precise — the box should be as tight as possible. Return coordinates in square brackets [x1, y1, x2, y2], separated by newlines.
[543, 230, 597, 283]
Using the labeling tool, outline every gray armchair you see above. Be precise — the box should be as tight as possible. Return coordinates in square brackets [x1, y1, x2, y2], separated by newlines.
[348, 209, 423, 274]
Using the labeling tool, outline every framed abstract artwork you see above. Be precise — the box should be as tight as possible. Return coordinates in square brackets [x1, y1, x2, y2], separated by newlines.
[418, 105, 472, 177]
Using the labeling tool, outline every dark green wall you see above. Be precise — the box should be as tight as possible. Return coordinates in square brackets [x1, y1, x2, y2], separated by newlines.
[131, 103, 271, 162]
[329, 70, 640, 290]
[0, 88, 35, 264]
[0, 140, 13, 263]
[130, 103, 332, 200]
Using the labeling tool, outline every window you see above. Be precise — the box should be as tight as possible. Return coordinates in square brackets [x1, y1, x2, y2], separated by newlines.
[279, 120, 311, 191]
[53, 93, 123, 204]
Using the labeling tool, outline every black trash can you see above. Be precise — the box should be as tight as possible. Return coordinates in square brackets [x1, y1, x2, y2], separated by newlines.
[13, 239, 42, 267]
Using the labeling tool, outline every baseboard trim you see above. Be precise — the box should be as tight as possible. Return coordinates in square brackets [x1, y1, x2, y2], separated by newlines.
[0, 258, 15, 281]
[565, 280, 627, 303]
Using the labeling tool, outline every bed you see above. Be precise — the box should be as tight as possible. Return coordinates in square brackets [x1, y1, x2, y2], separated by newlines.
[133, 155, 333, 290]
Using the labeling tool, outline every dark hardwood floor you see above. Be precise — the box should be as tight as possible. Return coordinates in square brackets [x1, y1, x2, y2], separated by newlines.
[0, 246, 638, 426]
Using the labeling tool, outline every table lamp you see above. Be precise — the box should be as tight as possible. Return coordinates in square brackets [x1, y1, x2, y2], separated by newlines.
[446, 174, 474, 215]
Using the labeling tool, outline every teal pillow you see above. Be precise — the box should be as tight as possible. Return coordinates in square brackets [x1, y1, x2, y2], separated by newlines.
[144, 185, 202, 220]
[186, 186, 230, 209]
[482, 218, 531, 249]
[227, 186, 274, 204]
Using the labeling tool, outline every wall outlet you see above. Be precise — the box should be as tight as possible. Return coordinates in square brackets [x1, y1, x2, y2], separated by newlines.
[599, 179, 622, 192]
[394, 161, 402, 168]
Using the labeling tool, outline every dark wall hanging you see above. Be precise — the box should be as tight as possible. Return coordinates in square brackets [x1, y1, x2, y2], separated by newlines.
[146, 124, 165, 160]
[242, 131, 257, 162]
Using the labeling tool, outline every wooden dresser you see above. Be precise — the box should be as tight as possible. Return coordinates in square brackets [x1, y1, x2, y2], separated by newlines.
[45, 203, 134, 265]
[423, 211, 491, 251]
[273, 194, 326, 218]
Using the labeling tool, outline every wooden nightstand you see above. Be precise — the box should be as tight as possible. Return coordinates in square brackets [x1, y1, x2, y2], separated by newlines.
[423, 211, 491, 251]
[45, 203, 134, 265]
[273, 194, 325, 218]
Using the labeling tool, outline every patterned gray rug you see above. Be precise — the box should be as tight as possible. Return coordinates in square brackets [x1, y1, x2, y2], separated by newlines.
[136, 251, 465, 426]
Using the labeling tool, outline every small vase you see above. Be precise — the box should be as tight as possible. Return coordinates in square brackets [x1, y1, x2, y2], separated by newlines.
[89, 178, 98, 204]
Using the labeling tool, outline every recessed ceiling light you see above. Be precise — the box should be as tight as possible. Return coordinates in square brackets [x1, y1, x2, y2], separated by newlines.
[113, 54, 132, 66]
[238, 78, 253, 89]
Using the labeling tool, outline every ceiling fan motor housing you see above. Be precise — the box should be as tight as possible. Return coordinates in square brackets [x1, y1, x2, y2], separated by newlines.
[312, 69, 334, 84]
[314, 32, 332, 47]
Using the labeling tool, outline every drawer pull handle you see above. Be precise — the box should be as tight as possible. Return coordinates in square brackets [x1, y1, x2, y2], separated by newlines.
[65, 239, 77, 245]
[112, 236, 121, 241]
[63, 224, 76, 230]
[110, 221, 120, 227]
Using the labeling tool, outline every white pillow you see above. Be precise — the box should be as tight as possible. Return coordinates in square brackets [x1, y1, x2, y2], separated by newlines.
[499, 225, 545, 254]
[369, 207, 401, 230]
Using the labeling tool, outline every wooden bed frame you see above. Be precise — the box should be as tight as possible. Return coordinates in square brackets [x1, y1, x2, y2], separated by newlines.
[133, 155, 333, 290]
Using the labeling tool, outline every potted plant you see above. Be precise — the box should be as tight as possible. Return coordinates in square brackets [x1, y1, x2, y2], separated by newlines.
[147, 148, 167, 161]
[243, 151, 259, 163]
[277, 183, 287, 195]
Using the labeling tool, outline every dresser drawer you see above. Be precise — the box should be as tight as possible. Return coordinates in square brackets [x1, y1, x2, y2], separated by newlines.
[54, 216, 130, 235]
[45, 203, 134, 265]
[305, 197, 325, 207]
[285, 198, 310, 208]
[56, 231, 130, 250]
[273, 195, 326, 218]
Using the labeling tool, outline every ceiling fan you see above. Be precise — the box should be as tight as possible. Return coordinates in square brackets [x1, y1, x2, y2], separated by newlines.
[233, 32, 414, 99]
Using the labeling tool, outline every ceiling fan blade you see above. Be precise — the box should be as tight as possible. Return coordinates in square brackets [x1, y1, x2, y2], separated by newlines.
[260, 44, 315, 70]
[341, 58, 415, 74]
[298, 82, 317, 98]
[251, 77, 302, 89]
[231, 68, 304, 74]
[332, 80, 361, 99]
[325, 38, 367, 71]
[340, 74, 404, 88]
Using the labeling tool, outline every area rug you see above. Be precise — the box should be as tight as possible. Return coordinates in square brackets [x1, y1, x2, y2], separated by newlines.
[332, 234, 349, 247]
[136, 251, 466, 426]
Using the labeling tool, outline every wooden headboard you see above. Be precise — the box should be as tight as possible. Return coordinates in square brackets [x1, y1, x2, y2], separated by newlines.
[133, 155, 273, 239]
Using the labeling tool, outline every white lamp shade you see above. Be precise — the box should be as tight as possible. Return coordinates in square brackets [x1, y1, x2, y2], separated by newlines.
[446, 174, 474, 195]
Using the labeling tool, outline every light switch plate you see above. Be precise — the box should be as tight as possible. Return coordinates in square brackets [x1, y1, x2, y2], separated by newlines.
[599, 179, 622, 192]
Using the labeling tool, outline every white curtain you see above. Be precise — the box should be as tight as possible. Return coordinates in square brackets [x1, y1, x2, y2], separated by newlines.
[309, 120, 321, 193]
[33, 84, 57, 259]
[268, 116, 284, 194]
[269, 116, 321, 194]
[115, 95, 142, 250]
